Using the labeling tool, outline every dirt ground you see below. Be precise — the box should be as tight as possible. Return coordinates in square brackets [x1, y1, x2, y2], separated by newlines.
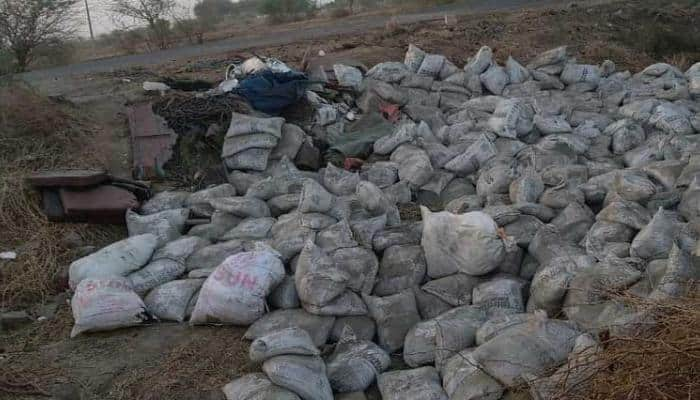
[2, 0, 699, 399]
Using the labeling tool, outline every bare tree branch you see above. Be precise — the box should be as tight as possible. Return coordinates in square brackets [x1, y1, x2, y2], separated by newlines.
[0, 0, 79, 71]
[108, 0, 176, 49]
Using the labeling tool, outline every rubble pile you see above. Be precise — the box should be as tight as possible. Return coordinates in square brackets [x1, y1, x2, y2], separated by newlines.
[68, 45, 700, 400]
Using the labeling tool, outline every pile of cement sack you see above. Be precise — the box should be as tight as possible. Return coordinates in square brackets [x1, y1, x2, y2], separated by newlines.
[67, 44, 700, 400]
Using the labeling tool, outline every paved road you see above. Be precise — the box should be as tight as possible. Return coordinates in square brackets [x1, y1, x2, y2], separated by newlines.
[20, 0, 558, 81]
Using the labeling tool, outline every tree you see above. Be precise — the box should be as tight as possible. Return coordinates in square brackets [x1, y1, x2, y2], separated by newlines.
[0, 0, 79, 72]
[109, 0, 176, 50]
[194, 0, 234, 24]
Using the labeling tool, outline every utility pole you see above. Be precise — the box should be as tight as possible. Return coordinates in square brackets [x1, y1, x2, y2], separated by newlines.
[84, 0, 94, 40]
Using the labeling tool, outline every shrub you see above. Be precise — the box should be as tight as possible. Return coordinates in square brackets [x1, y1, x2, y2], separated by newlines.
[259, 0, 315, 22]
[175, 18, 206, 45]
[31, 40, 78, 69]
[329, 7, 352, 19]
[0, 48, 14, 76]
[565, 293, 700, 400]
[194, 0, 236, 24]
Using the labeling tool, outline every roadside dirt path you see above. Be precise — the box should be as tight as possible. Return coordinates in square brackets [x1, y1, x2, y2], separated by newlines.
[20, 0, 555, 83]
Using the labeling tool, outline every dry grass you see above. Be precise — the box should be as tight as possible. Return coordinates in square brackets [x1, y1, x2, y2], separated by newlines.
[110, 327, 253, 400]
[560, 293, 700, 400]
[0, 82, 124, 310]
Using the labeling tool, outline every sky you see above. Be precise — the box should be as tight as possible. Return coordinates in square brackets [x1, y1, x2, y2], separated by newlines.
[78, 0, 334, 37]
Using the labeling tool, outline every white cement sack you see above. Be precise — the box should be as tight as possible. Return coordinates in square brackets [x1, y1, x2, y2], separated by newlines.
[363, 290, 421, 352]
[421, 207, 505, 277]
[481, 64, 509, 95]
[210, 197, 271, 218]
[560, 64, 601, 88]
[249, 327, 319, 362]
[302, 290, 368, 317]
[475, 313, 532, 346]
[390, 144, 434, 188]
[418, 54, 446, 78]
[322, 163, 360, 196]
[190, 250, 285, 325]
[506, 56, 530, 84]
[533, 114, 572, 135]
[527, 46, 567, 70]
[374, 123, 416, 156]
[331, 246, 379, 295]
[471, 314, 581, 387]
[245, 308, 335, 347]
[421, 273, 481, 306]
[472, 278, 525, 313]
[187, 184, 237, 208]
[373, 245, 426, 296]
[222, 134, 278, 158]
[441, 350, 504, 400]
[526, 333, 601, 400]
[630, 208, 681, 260]
[378, 366, 447, 400]
[262, 355, 333, 400]
[326, 329, 391, 393]
[334, 64, 363, 91]
[140, 191, 189, 215]
[129, 236, 209, 294]
[126, 208, 189, 247]
[444, 135, 498, 175]
[268, 275, 300, 309]
[487, 98, 534, 139]
[649, 102, 694, 136]
[68, 234, 158, 290]
[295, 241, 349, 308]
[144, 279, 204, 322]
[71, 277, 148, 337]
[465, 46, 493, 75]
[405, 44, 427, 73]
[224, 148, 272, 172]
[226, 112, 284, 138]
[222, 373, 301, 400]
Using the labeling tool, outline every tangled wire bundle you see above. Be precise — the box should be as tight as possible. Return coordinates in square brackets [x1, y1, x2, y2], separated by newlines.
[152, 93, 253, 135]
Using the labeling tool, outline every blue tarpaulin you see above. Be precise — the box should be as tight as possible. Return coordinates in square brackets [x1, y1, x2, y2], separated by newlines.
[234, 70, 309, 115]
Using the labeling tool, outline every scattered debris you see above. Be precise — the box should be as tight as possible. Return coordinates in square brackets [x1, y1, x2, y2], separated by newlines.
[142, 81, 170, 93]
[0, 310, 32, 331]
[127, 103, 178, 180]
